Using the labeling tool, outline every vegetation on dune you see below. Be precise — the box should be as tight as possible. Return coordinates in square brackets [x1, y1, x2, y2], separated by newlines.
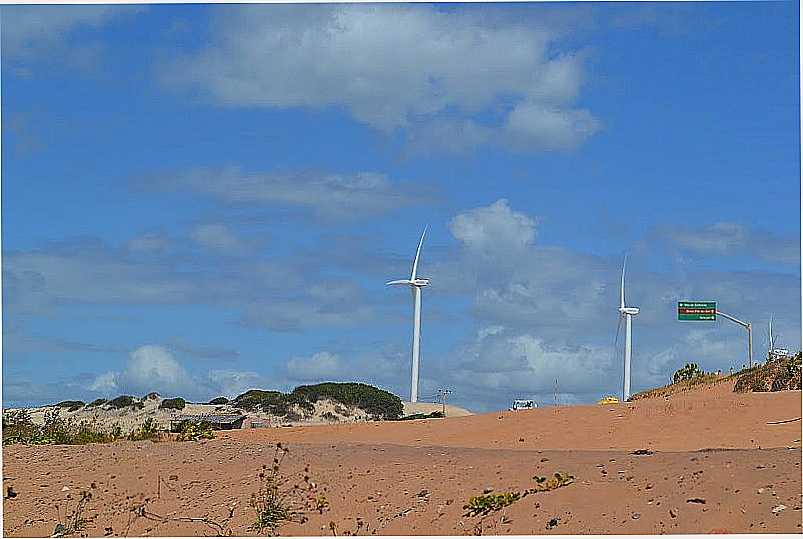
[249, 443, 329, 536]
[208, 396, 229, 405]
[1, 408, 160, 445]
[107, 395, 144, 410]
[291, 382, 403, 420]
[630, 363, 721, 401]
[174, 420, 215, 441]
[55, 400, 85, 412]
[463, 472, 575, 517]
[158, 397, 186, 410]
[86, 398, 108, 408]
[734, 352, 802, 393]
[232, 382, 403, 420]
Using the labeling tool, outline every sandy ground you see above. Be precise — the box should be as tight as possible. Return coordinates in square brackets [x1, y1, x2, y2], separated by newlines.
[3, 381, 801, 536]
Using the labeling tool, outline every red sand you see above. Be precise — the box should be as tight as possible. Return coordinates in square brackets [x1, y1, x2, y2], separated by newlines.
[3, 382, 801, 536]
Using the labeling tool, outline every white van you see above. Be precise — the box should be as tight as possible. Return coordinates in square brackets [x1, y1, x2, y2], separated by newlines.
[510, 399, 536, 411]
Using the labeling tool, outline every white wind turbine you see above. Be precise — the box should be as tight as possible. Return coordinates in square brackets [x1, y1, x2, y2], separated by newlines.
[386, 226, 430, 403]
[615, 255, 640, 402]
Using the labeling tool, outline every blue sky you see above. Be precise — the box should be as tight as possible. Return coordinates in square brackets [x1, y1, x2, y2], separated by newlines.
[2, 2, 800, 411]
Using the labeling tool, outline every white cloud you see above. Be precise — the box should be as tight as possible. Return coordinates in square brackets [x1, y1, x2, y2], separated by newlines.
[287, 352, 341, 380]
[162, 4, 599, 153]
[449, 199, 536, 256]
[151, 167, 420, 220]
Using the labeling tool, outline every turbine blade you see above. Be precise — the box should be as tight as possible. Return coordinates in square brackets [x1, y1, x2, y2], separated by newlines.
[410, 225, 428, 281]
[386, 279, 412, 286]
[614, 314, 623, 356]
[620, 254, 627, 309]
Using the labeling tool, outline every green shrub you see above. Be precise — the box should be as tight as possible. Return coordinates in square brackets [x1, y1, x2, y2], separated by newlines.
[108, 395, 143, 409]
[209, 396, 229, 405]
[175, 420, 214, 441]
[321, 412, 338, 422]
[159, 397, 186, 410]
[735, 352, 802, 393]
[55, 400, 85, 412]
[673, 363, 705, 384]
[128, 417, 161, 441]
[291, 383, 403, 420]
[2, 409, 122, 446]
[87, 398, 108, 408]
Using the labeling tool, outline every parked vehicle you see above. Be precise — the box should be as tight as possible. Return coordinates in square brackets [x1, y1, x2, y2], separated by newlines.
[509, 399, 537, 411]
[597, 395, 620, 405]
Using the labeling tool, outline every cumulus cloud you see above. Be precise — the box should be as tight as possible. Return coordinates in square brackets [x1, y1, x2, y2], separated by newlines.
[90, 345, 267, 401]
[449, 199, 537, 256]
[162, 4, 600, 153]
[149, 167, 421, 220]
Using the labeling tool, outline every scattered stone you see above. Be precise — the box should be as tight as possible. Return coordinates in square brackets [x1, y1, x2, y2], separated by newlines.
[6, 486, 17, 499]
[631, 512, 641, 520]
[546, 517, 560, 529]
[53, 523, 66, 536]
[632, 449, 654, 455]
[772, 505, 786, 515]
[169, 475, 179, 481]
[540, 458, 549, 462]
[687, 498, 706, 504]
[483, 487, 494, 494]
[61, 486, 70, 492]
[669, 508, 678, 518]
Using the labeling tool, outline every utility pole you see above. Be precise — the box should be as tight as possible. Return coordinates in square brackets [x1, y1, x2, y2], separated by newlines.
[717, 310, 753, 368]
[436, 388, 451, 416]
[554, 378, 558, 407]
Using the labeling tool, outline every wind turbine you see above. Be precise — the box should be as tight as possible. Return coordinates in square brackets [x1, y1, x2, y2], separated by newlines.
[616, 255, 640, 402]
[386, 226, 430, 403]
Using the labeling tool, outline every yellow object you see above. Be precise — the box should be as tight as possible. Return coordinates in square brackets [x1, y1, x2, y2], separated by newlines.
[598, 395, 620, 405]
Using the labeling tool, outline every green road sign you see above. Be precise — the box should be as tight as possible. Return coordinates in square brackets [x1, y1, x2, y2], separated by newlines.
[678, 301, 716, 321]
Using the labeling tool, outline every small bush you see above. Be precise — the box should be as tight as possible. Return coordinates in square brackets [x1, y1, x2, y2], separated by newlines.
[55, 401, 85, 412]
[108, 395, 143, 409]
[673, 363, 705, 384]
[86, 399, 108, 408]
[735, 352, 802, 393]
[208, 396, 229, 405]
[3, 409, 123, 446]
[321, 412, 338, 422]
[159, 397, 186, 410]
[175, 420, 214, 441]
[128, 418, 161, 441]
[463, 471, 575, 518]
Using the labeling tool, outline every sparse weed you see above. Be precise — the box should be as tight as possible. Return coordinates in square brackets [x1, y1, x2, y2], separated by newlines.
[463, 472, 575, 517]
[249, 443, 329, 536]
[53, 490, 92, 537]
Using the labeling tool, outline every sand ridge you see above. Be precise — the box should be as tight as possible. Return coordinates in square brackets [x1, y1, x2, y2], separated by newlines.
[3, 382, 801, 536]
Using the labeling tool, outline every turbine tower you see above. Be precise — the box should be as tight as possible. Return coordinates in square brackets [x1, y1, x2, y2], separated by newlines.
[386, 226, 430, 403]
[618, 255, 640, 402]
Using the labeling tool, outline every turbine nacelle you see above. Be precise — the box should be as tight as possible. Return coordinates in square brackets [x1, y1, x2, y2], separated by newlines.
[619, 306, 640, 316]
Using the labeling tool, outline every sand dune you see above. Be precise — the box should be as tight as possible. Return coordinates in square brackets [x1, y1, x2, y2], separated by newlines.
[3, 381, 801, 536]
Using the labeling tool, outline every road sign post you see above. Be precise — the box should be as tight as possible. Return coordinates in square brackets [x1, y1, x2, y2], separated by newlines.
[678, 301, 753, 368]
[677, 301, 716, 321]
